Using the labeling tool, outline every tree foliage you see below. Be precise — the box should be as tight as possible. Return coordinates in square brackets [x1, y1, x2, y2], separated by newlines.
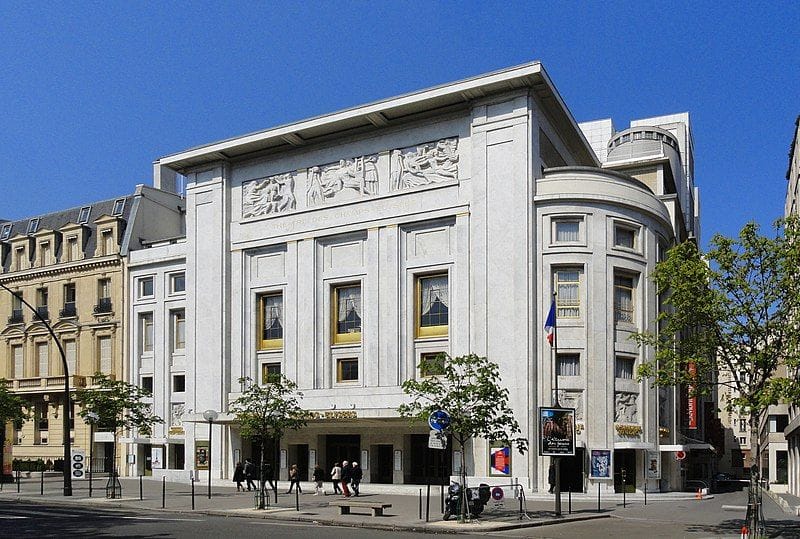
[0, 380, 29, 425]
[399, 353, 528, 460]
[74, 373, 163, 436]
[633, 218, 800, 416]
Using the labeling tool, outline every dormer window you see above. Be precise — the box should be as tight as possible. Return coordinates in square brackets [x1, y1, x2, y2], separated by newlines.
[100, 228, 114, 256]
[39, 241, 51, 266]
[77, 207, 91, 224]
[27, 219, 39, 235]
[111, 199, 125, 216]
[0, 224, 11, 241]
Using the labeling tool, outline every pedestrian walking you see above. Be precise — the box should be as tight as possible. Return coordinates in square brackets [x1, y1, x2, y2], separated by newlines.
[312, 465, 325, 495]
[340, 460, 352, 497]
[330, 462, 342, 494]
[287, 464, 302, 494]
[233, 461, 245, 492]
[263, 461, 276, 492]
[350, 461, 363, 496]
[244, 458, 257, 491]
[548, 463, 556, 494]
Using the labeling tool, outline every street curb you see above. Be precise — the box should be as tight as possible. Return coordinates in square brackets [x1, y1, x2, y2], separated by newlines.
[0, 493, 609, 534]
[762, 489, 800, 516]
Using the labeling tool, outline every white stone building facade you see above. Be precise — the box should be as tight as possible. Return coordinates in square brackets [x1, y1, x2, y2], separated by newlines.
[152, 62, 699, 492]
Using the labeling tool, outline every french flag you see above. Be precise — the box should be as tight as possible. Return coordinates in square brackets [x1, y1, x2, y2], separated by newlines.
[544, 300, 556, 346]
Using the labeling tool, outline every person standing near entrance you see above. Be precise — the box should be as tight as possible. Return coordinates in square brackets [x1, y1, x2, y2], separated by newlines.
[244, 459, 257, 492]
[312, 465, 325, 495]
[350, 461, 363, 496]
[548, 463, 556, 494]
[287, 464, 302, 494]
[233, 461, 245, 492]
[330, 462, 342, 494]
[340, 460, 351, 497]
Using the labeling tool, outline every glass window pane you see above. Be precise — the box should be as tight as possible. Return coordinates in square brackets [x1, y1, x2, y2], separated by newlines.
[555, 220, 580, 242]
[615, 357, 635, 379]
[556, 270, 580, 318]
[420, 275, 448, 328]
[336, 285, 361, 335]
[557, 354, 580, 376]
[262, 295, 283, 341]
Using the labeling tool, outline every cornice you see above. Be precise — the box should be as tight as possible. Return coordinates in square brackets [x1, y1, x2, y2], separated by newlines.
[0, 256, 123, 285]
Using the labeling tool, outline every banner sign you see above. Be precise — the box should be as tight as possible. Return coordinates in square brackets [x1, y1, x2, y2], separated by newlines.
[70, 449, 87, 480]
[589, 449, 612, 479]
[195, 441, 209, 470]
[687, 362, 697, 429]
[539, 407, 576, 456]
[489, 446, 511, 476]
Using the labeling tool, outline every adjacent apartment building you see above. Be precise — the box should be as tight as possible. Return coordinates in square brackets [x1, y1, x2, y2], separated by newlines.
[150, 62, 701, 493]
[0, 186, 183, 475]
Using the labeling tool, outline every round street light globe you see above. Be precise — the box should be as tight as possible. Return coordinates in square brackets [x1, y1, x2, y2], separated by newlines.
[203, 410, 219, 422]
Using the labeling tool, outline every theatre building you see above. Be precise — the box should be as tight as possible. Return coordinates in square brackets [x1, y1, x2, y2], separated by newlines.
[152, 62, 699, 491]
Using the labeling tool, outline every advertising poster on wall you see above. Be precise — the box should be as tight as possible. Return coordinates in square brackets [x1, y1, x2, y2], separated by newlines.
[195, 442, 209, 470]
[646, 450, 661, 479]
[539, 407, 576, 456]
[489, 446, 511, 476]
[589, 449, 613, 479]
[151, 447, 164, 470]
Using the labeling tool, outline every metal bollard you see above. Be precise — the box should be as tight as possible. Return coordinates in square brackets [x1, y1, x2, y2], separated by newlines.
[568, 486, 572, 514]
[40, 469, 44, 495]
[597, 481, 601, 513]
[191, 477, 195, 510]
[419, 489, 422, 519]
[295, 485, 299, 511]
[425, 483, 430, 522]
[16, 470, 20, 493]
[161, 476, 166, 509]
[139, 475, 143, 500]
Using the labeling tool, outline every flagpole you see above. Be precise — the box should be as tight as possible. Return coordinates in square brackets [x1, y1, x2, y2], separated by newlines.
[552, 291, 559, 407]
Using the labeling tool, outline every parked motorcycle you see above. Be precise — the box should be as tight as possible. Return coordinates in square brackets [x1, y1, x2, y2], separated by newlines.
[443, 481, 491, 520]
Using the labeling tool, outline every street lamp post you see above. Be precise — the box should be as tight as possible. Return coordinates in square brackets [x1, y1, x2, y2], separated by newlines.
[203, 409, 218, 499]
[0, 282, 72, 496]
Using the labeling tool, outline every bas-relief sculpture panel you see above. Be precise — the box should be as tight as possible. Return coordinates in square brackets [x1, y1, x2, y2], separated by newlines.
[561, 390, 584, 422]
[242, 173, 296, 217]
[614, 391, 638, 423]
[390, 138, 458, 190]
[240, 137, 460, 218]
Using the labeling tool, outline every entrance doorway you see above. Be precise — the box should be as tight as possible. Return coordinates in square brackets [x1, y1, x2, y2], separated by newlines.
[371, 444, 394, 484]
[142, 444, 153, 476]
[326, 435, 361, 474]
[558, 448, 585, 492]
[407, 434, 451, 484]
[287, 444, 309, 481]
[614, 449, 636, 493]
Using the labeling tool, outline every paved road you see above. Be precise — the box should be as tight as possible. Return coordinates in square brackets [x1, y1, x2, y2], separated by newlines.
[0, 501, 461, 538]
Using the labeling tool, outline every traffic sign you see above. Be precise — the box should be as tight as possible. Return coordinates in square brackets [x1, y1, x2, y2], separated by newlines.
[428, 430, 447, 450]
[428, 410, 451, 432]
[675, 450, 686, 461]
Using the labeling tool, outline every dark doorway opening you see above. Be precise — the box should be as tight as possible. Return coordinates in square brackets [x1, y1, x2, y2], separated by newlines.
[407, 434, 451, 484]
[371, 444, 394, 484]
[614, 449, 636, 493]
[559, 447, 585, 492]
[250, 438, 279, 481]
[326, 435, 361, 476]
[287, 444, 309, 481]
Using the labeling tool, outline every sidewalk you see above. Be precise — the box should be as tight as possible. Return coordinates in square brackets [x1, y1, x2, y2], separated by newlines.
[0, 475, 707, 534]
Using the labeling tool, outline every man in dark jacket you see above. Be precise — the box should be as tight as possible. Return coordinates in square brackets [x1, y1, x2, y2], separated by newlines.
[244, 459, 257, 491]
[340, 460, 351, 497]
[350, 461, 363, 496]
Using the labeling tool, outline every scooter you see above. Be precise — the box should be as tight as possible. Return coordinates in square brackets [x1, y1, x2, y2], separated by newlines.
[443, 481, 491, 520]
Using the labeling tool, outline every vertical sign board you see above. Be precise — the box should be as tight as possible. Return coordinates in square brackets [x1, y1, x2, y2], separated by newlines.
[151, 447, 164, 470]
[195, 441, 209, 470]
[687, 362, 697, 429]
[489, 446, 511, 476]
[646, 450, 661, 479]
[589, 449, 613, 480]
[539, 407, 576, 456]
[71, 449, 87, 480]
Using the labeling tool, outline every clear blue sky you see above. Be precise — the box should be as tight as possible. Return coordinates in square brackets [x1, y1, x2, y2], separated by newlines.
[1, 2, 798, 246]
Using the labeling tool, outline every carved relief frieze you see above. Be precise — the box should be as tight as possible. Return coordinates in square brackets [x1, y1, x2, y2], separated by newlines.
[614, 391, 638, 423]
[306, 154, 379, 206]
[390, 137, 458, 190]
[561, 390, 584, 422]
[171, 403, 185, 427]
[242, 172, 296, 218]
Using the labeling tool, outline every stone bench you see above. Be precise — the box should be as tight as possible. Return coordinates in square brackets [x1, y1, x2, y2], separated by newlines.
[328, 499, 392, 517]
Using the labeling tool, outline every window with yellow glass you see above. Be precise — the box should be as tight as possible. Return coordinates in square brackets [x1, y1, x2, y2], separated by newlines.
[416, 274, 448, 338]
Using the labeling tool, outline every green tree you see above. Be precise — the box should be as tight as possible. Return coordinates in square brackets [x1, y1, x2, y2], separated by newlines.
[1, 380, 29, 477]
[633, 219, 800, 533]
[399, 353, 528, 522]
[230, 375, 310, 509]
[75, 373, 163, 493]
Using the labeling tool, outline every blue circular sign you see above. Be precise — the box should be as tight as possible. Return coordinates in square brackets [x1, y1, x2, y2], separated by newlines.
[428, 410, 451, 431]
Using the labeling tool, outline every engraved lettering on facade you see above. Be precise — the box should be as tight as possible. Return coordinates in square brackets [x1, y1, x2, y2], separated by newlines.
[390, 137, 458, 190]
[242, 172, 296, 217]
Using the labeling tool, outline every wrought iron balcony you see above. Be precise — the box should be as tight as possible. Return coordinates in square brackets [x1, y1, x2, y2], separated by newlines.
[93, 297, 113, 314]
[35, 306, 49, 320]
[8, 309, 23, 324]
[59, 302, 77, 318]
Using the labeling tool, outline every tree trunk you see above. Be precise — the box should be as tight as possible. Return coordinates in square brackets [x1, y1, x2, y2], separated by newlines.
[458, 436, 468, 523]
